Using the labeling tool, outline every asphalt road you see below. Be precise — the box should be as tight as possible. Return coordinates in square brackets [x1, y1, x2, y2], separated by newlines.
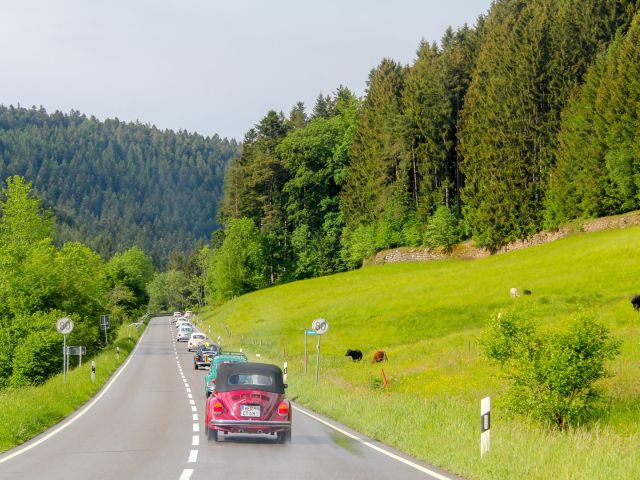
[0, 316, 461, 480]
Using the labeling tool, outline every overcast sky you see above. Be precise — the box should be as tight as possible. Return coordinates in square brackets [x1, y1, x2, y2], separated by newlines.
[0, 0, 491, 140]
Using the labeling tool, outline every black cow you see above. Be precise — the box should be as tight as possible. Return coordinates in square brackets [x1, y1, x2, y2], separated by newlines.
[523, 289, 532, 295]
[632, 294, 640, 311]
[345, 349, 363, 362]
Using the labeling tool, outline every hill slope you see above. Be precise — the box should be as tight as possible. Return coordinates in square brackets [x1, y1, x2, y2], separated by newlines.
[201, 224, 640, 479]
[0, 105, 238, 264]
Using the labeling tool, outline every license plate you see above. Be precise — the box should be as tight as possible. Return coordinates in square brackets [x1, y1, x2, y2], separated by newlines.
[240, 405, 260, 417]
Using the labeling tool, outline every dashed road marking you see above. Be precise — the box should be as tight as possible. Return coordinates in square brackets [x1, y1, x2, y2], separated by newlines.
[192, 423, 199, 432]
[186, 388, 191, 393]
[179, 469, 194, 480]
[188, 450, 198, 463]
[189, 400, 195, 405]
[192, 435, 199, 446]
[191, 406, 197, 412]
[188, 394, 192, 399]
[192, 414, 198, 421]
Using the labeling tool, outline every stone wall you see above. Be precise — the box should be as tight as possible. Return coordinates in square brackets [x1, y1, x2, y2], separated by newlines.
[366, 211, 640, 266]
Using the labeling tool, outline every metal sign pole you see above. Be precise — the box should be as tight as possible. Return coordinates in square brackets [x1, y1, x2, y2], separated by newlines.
[79, 348, 82, 368]
[104, 326, 108, 346]
[304, 331, 308, 374]
[315, 334, 321, 385]
[63, 334, 67, 384]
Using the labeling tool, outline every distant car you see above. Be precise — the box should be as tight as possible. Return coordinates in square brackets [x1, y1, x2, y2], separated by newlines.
[205, 362, 291, 443]
[175, 318, 189, 329]
[187, 333, 207, 352]
[177, 325, 193, 342]
[172, 312, 182, 324]
[204, 352, 248, 396]
[185, 310, 193, 319]
[194, 343, 221, 370]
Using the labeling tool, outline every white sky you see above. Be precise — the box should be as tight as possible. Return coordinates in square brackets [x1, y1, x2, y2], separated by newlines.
[0, 0, 491, 140]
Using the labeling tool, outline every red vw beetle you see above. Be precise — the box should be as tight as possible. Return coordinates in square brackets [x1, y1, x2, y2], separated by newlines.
[205, 362, 292, 443]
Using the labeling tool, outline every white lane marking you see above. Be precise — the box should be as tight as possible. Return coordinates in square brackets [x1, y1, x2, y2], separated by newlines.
[192, 435, 199, 446]
[188, 449, 198, 463]
[192, 423, 200, 432]
[293, 406, 454, 480]
[188, 394, 192, 399]
[189, 399, 195, 405]
[184, 383, 190, 388]
[192, 414, 198, 421]
[0, 318, 152, 465]
[179, 469, 194, 480]
[186, 388, 191, 393]
[191, 406, 197, 412]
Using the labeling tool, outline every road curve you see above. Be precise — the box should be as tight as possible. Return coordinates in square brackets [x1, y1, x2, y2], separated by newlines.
[0, 317, 462, 480]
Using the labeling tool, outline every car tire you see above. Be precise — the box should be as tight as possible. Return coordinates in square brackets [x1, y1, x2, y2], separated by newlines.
[208, 426, 218, 442]
[277, 429, 291, 444]
[194, 363, 198, 370]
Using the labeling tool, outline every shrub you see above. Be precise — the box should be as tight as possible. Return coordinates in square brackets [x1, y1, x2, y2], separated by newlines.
[423, 206, 461, 251]
[482, 308, 620, 429]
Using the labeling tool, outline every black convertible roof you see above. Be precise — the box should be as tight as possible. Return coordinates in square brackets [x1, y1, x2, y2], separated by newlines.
[215, 362, 285, 394]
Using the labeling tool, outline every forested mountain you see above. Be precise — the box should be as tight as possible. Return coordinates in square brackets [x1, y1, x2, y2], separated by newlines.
[0, 106, 238, 264]
[204, 0, 640, 303]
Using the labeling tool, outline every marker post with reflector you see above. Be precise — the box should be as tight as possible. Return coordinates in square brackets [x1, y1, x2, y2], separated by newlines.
[481, 396, 490, 458]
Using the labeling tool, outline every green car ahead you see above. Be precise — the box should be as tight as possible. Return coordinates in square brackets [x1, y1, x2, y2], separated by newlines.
[204, 352, 248, 397]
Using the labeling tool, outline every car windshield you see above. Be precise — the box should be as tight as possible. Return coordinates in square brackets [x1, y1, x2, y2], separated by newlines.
[227, 374, 273, 386]
[192, 334, 205, 340]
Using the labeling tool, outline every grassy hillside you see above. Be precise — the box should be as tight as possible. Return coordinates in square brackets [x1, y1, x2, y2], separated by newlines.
[200, 225, 640, 479]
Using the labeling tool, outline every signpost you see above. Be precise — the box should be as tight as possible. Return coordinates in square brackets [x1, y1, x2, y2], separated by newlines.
[100, 315, 110, 345]
[481, 396, 491, 458]
[303, 329, 317, 374]
[66, 346, 86, 367]
[56, 317, 74, 384]
[311, 318, 329, 385]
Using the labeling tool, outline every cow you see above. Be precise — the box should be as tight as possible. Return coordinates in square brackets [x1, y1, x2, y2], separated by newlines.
[632, 294, 640, 311]
[345, 349, 363, 362]
[523, 289, 532, 295]
[371, 350, 387, 363]
[510, 288, 520, 298]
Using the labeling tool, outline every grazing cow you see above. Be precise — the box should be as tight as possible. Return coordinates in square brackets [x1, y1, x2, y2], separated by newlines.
[523, 289, 532, 295]
[345, 349, 363, 362]
[371, 350, 387, 364]
[510, 288, 520, 298]
[632, 294, 640, 311]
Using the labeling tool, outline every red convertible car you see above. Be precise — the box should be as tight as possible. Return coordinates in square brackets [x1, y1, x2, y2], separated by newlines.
[205, 362, 292, 443]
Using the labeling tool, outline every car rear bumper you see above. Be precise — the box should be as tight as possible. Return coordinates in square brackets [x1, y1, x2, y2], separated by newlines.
[210, 419, 291, 433]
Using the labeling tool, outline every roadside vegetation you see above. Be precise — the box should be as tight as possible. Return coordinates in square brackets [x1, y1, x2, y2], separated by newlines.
[0, 321, 145, 453]
[198, 225, 640, 479]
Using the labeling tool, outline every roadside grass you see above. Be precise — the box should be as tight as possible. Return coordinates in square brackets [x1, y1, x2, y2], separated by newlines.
[0, 321, 145, 453]
[199, 224, 640, 479]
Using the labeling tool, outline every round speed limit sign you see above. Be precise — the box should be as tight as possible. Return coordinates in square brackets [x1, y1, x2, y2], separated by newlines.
[56, 317, 74, 335]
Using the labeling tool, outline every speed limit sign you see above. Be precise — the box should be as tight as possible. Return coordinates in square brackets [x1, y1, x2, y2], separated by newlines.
[56, 317, 74, 335]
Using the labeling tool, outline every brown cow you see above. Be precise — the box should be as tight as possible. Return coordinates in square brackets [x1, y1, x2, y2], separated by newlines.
[371, 350, 387, 363]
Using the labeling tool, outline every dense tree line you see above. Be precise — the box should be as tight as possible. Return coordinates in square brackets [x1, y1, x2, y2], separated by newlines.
[0, 106, 238, 265]
[206, 0, 640, 302]
[0, 176, 154, 388]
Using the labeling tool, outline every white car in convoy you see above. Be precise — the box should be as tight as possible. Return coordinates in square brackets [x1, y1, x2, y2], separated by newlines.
[187, 333, 207, 351]
[175, 318, 189, 329]
[177, 325, 193, 342]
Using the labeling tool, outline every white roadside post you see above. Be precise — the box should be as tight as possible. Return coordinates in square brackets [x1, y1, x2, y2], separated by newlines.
[56, 317, 74, 384]
[116, 346, 120, 362]
[481, 396, 491, 458]
[283, 360, 288, 383]
[91, 361, 96, 382]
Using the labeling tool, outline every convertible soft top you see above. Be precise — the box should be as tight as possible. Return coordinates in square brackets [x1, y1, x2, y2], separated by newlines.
[215, 362, 285, 394]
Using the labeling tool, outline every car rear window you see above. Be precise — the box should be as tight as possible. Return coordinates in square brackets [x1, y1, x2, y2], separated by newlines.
[228, 374, 273, 387]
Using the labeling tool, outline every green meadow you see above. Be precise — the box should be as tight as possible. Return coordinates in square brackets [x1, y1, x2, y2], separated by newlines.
[0, 321, 145, 453]
[200, 225, 640, 479]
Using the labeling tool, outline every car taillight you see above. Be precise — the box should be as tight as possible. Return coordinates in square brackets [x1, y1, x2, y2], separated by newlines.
[213, 402, 223, 415]
[277, 402, 289, 416]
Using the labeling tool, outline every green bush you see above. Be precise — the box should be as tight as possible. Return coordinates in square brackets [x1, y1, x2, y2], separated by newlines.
[423, 206, 461, 251]
[482, 308, 621, 429]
